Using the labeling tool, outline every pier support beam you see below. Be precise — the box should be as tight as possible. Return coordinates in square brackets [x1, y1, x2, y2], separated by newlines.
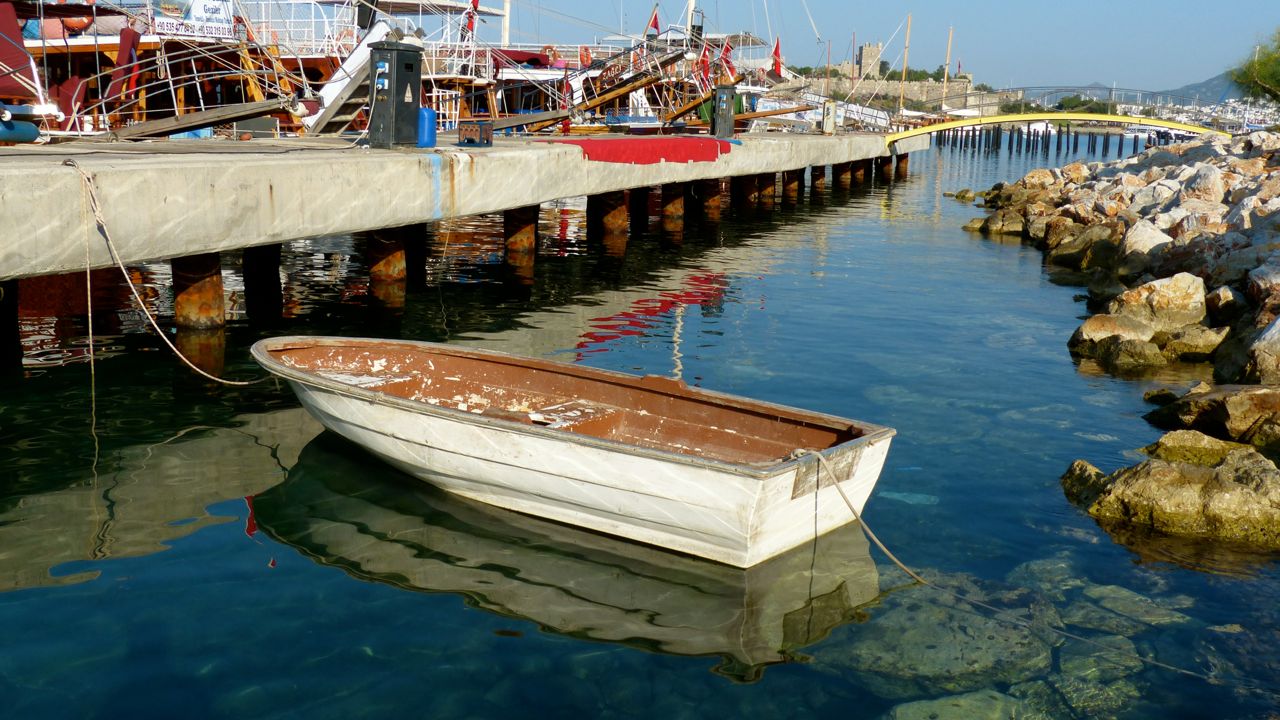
[1, 279, 18, 372]
[174, 328, 225, 378]
[404, 223, 430, 289]
[730, 175, 755, 208]
[171, 252, 225, 330]
[661, 182, 687, 232]
[832, 162, 853, 189]
[695, 178, 724, 221]
[587, 190, 629, 235]
[810, 166, 827, 192]
[242, 243, 282, 324]
[628, 187, 650, 230]
[782, 169, 803, 204]
[853, 159, 872, 184]
[365, 230, 407, 309]
[895, 153, 910, 178]
[874, 155, 894, 182]
[757, 173, 776, 206]
[504, 205, 540, 254]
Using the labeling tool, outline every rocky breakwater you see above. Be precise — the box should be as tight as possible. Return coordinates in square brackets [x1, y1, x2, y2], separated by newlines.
[961, 131, 1280, 552]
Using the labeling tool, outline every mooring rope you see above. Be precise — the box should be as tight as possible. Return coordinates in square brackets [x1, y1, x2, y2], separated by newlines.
[64, 158, 266, 386]
[795, 448, 1276, 697]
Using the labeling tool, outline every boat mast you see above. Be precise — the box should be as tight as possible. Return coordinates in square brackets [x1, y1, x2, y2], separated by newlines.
[941, 25, 952, 112]
[502, 0, 511, 46]
[898, 13, 911, 114]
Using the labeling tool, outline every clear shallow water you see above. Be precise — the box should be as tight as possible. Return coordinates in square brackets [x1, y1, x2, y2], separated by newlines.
[1, 136, 1278, 718]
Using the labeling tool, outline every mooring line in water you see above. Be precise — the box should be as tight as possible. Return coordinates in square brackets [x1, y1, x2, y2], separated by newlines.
[64, 159, 267, 387]
[797, 449, 1278, 697]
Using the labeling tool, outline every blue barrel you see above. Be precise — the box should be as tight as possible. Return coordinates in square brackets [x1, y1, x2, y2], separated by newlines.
[417, 107, 437, 148]
[0, 120, 39, 143]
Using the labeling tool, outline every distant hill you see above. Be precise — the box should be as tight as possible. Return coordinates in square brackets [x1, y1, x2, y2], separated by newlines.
[1159, 72, 1246, 102]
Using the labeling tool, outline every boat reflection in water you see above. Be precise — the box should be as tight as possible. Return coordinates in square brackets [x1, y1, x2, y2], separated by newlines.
[256, 436, 883, 682]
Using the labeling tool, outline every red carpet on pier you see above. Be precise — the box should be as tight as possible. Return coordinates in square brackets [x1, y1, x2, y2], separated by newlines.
[544, 137, 732, 164]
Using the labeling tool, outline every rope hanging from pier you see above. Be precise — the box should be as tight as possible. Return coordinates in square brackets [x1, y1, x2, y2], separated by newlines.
[64, 158, 267, 387]
[796, 449, 1278, 699]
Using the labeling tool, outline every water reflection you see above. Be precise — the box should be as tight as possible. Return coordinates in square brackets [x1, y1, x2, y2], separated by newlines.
[256, 436, 883, 682]
[0, 409, 320, 592]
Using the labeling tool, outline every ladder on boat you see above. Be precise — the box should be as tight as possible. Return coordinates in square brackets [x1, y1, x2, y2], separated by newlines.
[301, 21, 395, 135]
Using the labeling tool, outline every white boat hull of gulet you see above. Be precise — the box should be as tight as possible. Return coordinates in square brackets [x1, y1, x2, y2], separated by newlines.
[286, 380, 891, 568]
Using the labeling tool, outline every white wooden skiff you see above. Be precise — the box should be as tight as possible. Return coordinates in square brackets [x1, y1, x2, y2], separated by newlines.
[251, 336, 895, 567]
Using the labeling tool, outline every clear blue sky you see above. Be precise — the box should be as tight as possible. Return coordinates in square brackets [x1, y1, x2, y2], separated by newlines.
[496, 0, 1278, 91]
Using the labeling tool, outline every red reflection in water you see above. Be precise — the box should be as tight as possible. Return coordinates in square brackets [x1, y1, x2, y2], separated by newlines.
[576, 272, 729, 356]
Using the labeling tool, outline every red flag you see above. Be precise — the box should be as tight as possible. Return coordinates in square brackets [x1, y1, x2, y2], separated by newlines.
[645, 5, 659, 35]
[697, 43, 711, 85]
[771, 38, 782, 76]
[719, 39, 736, 78]
[464, 0, 478, 37]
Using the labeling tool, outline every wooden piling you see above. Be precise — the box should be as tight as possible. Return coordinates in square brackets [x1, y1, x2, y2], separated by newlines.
[171, 252, 225, 330]
[894, 153, 909, 178]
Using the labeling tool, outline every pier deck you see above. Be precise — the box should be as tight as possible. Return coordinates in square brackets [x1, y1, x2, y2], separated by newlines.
[2, 131, 927, 281]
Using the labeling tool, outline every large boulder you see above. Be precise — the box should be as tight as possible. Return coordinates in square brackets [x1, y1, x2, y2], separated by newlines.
[1179, 164, 1226, 204]
[1245, 317, 1280, 384]
[1020, 167, 1057, 190]
[1061, 444, 1280, 549]
[1144, 384, 1280, 444]
[1068, 314, 1156, 358]
[1119, 220, 1174, 272]
[1157, 325, 1229, 362]
[1105, 273, 1206, 332]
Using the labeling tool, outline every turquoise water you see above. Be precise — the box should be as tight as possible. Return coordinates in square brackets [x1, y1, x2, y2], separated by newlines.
[2, 136, 1277, 718]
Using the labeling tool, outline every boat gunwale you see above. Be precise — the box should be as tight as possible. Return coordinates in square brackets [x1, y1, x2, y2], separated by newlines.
[250, 336, 896, 480]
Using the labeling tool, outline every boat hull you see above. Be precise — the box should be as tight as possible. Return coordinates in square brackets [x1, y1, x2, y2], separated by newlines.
[254, 337, 893, 567]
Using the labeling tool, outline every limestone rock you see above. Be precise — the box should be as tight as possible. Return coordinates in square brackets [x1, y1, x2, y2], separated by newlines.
[1048, 674, 1142, 717]
[1097, 336, 1166, 371]
[1105, 272, 1206, 332]
[1021, 167, 1056, 190]
[1143, 384, 1280, 441]
[1246, 254, 1280, 301]
[1245, 317, 1280, 384]
[1180, 163, 1226, 204]
[1140, 429, 1250, 466]
[1060, 600, 1149, 637]
[824, 586, 1054, 699]
[881, 690, 1024, 720]
[963, 217, 985, 231]
[1118, 220, 1173, 271]
[1157, 324, 1229, 361]
[953, 188, 975, 202]
[1063, 451, 1280, 549]
[1082, 585, 1192, 626]
[1058, 635, 1144, 683]
[1068, 314, 1155, 358]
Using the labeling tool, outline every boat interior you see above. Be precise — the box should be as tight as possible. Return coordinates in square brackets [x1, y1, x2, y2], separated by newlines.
[268, 341, 864, 467]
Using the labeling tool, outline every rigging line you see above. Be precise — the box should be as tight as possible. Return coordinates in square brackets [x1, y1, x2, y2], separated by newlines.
[84, 188, 100, 488]
[798, 449, 1280, 701]
[64, 159, 268, 387]
[797, 0, 820, 44]
[761, 0, 771, 46]
[842, 18, 905, 106]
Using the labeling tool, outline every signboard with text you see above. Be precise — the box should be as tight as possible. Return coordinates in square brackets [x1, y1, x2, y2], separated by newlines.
[151, 0, 235, 39]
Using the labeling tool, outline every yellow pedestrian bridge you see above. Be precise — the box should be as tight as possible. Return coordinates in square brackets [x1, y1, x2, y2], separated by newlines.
[885, 113, 1230, 150]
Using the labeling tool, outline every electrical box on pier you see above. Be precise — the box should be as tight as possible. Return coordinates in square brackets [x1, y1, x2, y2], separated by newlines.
[368, 42, 422, 149]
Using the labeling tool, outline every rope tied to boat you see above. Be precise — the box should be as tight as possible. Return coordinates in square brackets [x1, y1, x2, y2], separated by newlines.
[795, 448, 1276, 696]
[64, 158, 267, 387]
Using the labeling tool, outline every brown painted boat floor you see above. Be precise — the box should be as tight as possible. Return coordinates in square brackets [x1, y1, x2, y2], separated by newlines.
[271, 343, 860, 466]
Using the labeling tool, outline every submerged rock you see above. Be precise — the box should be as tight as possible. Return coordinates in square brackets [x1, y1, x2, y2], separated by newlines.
[880, 690, 1023, 720]
[1058, 635, 1144, 682]
[822, 581, 1054, 700]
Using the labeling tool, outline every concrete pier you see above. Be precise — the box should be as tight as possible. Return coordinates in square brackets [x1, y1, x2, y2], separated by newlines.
[832, 162, 853, 188]
[895, 154, 910, 178]
[875, 155, 894, 182]
[853, 159, 871, 183]
[0, 132, 927, 281]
